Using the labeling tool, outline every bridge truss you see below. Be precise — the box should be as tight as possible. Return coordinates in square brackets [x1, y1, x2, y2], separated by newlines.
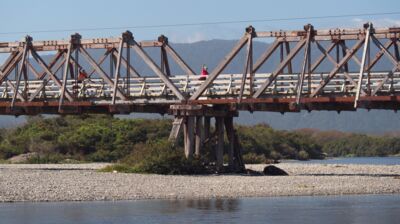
[1, 23, 399, 171]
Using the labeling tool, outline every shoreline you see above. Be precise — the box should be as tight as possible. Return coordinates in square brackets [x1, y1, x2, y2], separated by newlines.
[0, 163, 399, 202]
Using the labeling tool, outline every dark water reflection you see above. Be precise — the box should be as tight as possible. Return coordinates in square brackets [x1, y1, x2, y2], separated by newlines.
[1, 195, 399, 224]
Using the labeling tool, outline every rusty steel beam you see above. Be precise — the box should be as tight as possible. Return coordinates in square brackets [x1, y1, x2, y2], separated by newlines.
[30, 48, 74, 101]
[0, 39, 165, 53]
[255, 27, 400, 40]
[79, 47, 127, 100]
[239, 29, 254, 101]
[190, 35, 249, 100]
[130, 38, 186, 100]
[310, 37, 366, 97]
[188, 95, 400, 105]
[252, 39, 281, 73]
[296, 24, 312, 105]
[164, 43, 196, 76]
[11, 38, 29, 107]
[354, 23, 372, 107]
[59, 42, 73, 111]
[112, 36, 125, 104]
[253, 38, 307, 98]
[314, 41, 364, 95]
[0, 51, 23, 84]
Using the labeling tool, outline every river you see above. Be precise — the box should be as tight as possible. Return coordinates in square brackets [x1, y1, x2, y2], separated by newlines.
[0, 195, 399, 224]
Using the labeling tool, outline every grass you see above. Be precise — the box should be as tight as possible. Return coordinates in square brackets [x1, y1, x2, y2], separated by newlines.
[0, 159, 10, 164]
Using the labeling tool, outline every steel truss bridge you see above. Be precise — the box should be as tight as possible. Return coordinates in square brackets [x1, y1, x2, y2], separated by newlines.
[1, 23, 399, 171]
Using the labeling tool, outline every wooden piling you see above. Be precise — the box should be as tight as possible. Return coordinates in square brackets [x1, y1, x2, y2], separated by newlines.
[184, 116, 195, 159]
[215, 117, 224, 170]
[224, 116, 235, 170]
[195, 116, 203, 157]
[204, 116, 210, 141]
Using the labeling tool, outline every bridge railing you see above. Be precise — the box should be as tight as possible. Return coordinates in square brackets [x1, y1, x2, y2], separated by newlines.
[0, 71, 399, 104]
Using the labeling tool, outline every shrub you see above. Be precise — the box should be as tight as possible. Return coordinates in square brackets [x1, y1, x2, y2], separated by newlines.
[0, 141, 26, 159]
[119, 140, 209, 175]
[297, 150, 310, 161]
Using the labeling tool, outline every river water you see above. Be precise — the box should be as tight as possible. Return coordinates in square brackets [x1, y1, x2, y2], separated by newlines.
[1, 157, 399, 224]
[1, 195, 399, 224]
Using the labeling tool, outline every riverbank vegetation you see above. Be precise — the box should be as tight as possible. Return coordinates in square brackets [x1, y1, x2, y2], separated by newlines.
[0, 115, 399, 173]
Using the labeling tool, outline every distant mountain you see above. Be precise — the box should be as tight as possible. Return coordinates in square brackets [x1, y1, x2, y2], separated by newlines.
[0, 39, 398, 133]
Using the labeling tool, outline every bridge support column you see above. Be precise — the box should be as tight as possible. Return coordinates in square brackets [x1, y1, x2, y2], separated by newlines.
[204, 116, 210, 141]
[169, 105, 245, 172]
[224, 116, 235, 169]
[195, 116, 203, 157]
[183, 116, 195, 159]
[215, 117, 224, 171]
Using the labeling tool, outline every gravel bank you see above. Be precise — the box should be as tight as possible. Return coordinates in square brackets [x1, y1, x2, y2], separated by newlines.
[0, 163, 399, 202]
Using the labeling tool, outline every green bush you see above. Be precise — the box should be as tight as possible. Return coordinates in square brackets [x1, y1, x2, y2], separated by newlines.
[120, 140, 209, 175]
[0, 115, 174, 163]
[236, 124, 324, 160]
[297, 150, 310, 161]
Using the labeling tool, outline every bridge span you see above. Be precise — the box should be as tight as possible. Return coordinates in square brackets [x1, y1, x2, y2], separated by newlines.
[1, 23, 399, 171]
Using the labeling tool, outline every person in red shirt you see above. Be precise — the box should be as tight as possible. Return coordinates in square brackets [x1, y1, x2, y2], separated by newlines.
[199, 64, 208, 80]
[78, 69, 88, 83]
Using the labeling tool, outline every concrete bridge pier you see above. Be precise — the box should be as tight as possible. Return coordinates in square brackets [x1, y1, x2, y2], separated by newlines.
[169, 105, 245, 172]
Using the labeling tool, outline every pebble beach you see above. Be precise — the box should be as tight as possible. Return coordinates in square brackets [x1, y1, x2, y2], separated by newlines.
[0, 163, 399, 202]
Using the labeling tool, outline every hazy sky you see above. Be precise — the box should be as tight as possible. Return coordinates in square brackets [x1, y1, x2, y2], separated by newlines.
[1, 0, 399, 43]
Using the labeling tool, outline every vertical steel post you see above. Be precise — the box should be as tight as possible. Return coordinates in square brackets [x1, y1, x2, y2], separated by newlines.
[11, 36, 30, 108]
[355, 23, 372, 108]
[296, 24, 313, 105]
[239, 36, 251, 101]
[126, 41, 130, 96]
[215, 117, 224, 171]
[285, 41, 293, 74]
[59, 33, 80, 112]
[74, 45, 79, 96]
[112, 35, 124, 105]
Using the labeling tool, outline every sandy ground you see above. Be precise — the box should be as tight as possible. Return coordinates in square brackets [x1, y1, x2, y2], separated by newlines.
[0, 163, 399, 202]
